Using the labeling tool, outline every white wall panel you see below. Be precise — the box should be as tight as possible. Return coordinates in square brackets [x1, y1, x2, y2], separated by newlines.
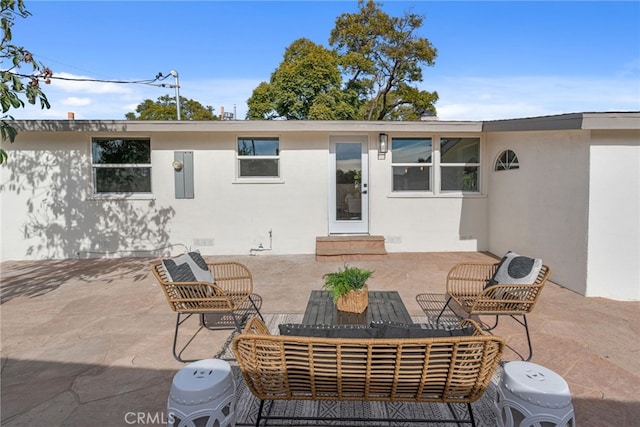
[587, 132, 640, 300]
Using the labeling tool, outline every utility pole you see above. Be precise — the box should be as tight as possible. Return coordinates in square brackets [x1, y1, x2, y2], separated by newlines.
[169, 70, 181, 120]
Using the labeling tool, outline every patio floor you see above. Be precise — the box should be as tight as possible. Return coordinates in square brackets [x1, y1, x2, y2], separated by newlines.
[1, 252, 639, 426]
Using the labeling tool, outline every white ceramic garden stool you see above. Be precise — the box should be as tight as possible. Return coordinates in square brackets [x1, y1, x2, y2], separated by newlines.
[496, 361, 575, 427]
[167, 359, 236, 427]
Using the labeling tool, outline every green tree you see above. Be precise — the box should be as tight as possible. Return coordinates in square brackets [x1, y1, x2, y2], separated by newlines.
[1, 0, 52, 163]
[247, 38, 356, 120]
[247, 0, 438, 121]
[246, 82, 277, 120]
[125, 95, 219, 120]
[330, 0, 438, 120]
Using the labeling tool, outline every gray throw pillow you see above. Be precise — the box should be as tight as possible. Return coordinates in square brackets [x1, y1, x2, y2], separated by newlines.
[161, 251, 215, 283]
[486, 251, 542, 288]
[278, 324, 377, 339]
[370, 321, 474, 338]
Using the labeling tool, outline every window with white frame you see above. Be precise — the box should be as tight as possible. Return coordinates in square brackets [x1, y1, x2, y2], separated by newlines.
[237, 137, 279, 178]
[91, 137, 151, 194]
[440, 137, 480, 192]
[495, 149, 519, 171]
[391, 137, 432, 192]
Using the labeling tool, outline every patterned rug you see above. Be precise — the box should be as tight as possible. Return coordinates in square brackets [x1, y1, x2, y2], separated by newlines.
[216, 313, 502, 427]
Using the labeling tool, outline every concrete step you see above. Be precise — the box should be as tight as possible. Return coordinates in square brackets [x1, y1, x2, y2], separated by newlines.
[316, 235, 387, 262]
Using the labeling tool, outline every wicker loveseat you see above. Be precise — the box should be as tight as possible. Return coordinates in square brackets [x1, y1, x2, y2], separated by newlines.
[232, 317, 505, 427]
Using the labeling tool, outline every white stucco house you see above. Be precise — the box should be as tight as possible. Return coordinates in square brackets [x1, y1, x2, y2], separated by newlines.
[1, 112, 638, 300]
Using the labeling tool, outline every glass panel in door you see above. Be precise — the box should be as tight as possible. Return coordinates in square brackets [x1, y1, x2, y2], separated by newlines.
[336, 143, 363, 221]
[329, 137, 369, 234]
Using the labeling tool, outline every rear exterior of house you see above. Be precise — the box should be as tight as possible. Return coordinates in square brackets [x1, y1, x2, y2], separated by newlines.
[1, 112, 638, 300]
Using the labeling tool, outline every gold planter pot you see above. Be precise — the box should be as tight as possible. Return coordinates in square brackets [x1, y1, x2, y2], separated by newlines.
[336, 284, 369, 313]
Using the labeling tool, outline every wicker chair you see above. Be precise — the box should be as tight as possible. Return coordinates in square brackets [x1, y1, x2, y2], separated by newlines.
[435, 262, 551, 361]
[152, 260, 263, 362]
[232, 317, 504, 427]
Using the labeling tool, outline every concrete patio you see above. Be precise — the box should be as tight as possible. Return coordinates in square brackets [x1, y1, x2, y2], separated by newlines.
[1, 252, 639, 426]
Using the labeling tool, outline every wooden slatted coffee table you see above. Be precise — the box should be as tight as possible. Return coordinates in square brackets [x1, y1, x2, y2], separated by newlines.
[302, 290, 412, 326]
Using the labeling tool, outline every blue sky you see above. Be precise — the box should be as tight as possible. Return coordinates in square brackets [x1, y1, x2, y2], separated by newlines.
[9, 0, 640, 120]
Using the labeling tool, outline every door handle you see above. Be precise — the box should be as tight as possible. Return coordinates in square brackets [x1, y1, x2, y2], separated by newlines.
[361, 190, 368, 194]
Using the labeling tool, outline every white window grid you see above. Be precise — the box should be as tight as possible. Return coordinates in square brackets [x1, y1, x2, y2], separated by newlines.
[390, 137, 433, 193]
[236, 137, 280, 179]
[389, 135, 483, 195]
[90, 138, 152, 195]
[494, 149, 519, 171]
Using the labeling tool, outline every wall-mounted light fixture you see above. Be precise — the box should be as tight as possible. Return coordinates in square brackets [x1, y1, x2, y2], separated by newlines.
[378, 133, 388, 154]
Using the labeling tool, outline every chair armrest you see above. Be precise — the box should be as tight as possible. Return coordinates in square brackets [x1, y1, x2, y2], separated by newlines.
[173, 281, 225, 295]
[456, 319, 486, 336]
[446, 262, 497, 295]
[209, 262, 254, 295]
[165, 281, 249, 312]
[241, 317, 271, 335]
[469, 282, 545, 315]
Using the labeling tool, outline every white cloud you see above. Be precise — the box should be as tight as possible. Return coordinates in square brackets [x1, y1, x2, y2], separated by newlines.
[50, 72, 134, 95]
[11, 72, 176, 120]
[430, 75, 640, 121]
[9, 72, 639, 121]
[9, 73, 263, 120]
[180, 78, 264, 119]
[62, 97, 92, 107]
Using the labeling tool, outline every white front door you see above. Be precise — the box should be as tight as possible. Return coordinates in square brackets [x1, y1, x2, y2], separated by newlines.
[329, 136, 369, 234]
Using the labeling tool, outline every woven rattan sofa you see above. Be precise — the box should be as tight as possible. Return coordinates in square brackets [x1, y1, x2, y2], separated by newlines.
[232, 317, 505, 427]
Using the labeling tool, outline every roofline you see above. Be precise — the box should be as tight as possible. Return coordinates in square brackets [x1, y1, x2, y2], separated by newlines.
[482, 111, 640, 132]
[10, 112, 639, 133]
[12, 119, 483, 133]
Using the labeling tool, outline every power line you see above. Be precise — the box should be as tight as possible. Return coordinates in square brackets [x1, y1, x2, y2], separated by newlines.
[22, 52, 121, 82]
[3, 70, 179, 88]
[18, 52, 179, 89]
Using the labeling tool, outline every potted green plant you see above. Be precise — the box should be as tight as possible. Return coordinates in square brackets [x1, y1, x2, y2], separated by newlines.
[322, 265, 373, 313]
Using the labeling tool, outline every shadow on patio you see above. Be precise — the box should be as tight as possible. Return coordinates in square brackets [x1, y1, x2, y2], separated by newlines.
[1, 252, 639, 426]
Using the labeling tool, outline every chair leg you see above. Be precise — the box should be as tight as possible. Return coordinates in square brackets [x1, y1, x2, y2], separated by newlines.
[436, 296, 452, 326]
[445, 402, 476, 427]
[484, 315, 500, 331]
[518, 314, 533, 362]
[249, 295, 265, 322]
[172, 313, 202, 363]
[467, 403, 476, 427]
[255, 400, 266, 427]
[502, 314, 533, 362]
[230, 311, 244, 332]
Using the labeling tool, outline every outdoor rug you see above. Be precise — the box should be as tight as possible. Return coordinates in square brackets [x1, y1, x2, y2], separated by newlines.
[214, 312, 503, 427]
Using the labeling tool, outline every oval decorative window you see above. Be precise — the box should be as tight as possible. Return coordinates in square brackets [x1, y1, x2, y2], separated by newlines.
[495, 149, 519, 171]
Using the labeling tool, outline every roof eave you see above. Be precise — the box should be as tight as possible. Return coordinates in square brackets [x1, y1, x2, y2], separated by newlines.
[483, 111, 640, 132]
[11, 119, 484, 133]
